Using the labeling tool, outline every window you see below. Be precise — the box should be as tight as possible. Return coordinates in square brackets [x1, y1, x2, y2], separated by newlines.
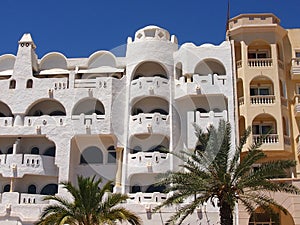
[9, 80, 16, 89]
[252, 123, 274, 135]
[28, 184, 37, 194]
[26, 79, 33, 88]
[250, 86, 271, 96]
[296, 51, 300, 58]
[80, 146, 103, 164]
[107, 146, 116, 163]
[248, 51, 268, 59]
[31, 147, 39, 155]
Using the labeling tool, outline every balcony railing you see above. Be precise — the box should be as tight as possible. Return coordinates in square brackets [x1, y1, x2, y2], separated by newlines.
[248, 58, 273, 67]
[238, 97, 244, 105]
[128, 192, 167, 203]
[250, 95, 275, 104]
[291, 58, 300, 79]
[252, 134, 279, 144]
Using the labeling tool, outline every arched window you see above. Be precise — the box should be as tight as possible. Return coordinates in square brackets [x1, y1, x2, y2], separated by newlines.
[131, 185, 141, 193]
[26, 79, 33, 88]
[3, 184, 10, 192]
[80, 146, 103, 164]
[249, 212, 279, 225]
[49, 110, 66, 116]
[31, 147, 39, 155]
[44, 146, 56, 157]
[9, 80, 16, 89]
[7, 147, 13, 154]
[28, 184, 37, 194]
[40, 184, 58, 195]
[107, 145, 116, 163]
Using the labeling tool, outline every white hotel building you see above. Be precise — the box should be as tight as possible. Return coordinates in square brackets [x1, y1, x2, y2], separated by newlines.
[0, 25, 235, 224]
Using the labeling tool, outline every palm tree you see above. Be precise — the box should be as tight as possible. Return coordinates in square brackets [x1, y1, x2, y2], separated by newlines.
[36, 175, 141, 225]
[155, 120, 300, 225]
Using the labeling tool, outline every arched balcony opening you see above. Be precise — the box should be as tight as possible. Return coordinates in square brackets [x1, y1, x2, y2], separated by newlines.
[194, 58, 226, 75]
[249, 206, 295, 225]
[9, 79, 16, 89]
[282, 116, 290, 146]
[131, 97, 169, 116]
[129, 134, 169, 153]
[72, 98, 105, 116]
[26, 99, 66, 116]
[38, 52, 69, 78]
[250, 76, 275, 104]
[252, 114, 277, 144]
[80, 146, 103, 164]
[132, 61, 168, 80]
[175, 62, 183, 80]
[248, 40, 272, 67]
[40, 184, 58, 195]
[28, 184, 37, 194]
[0, 101, 13, 117]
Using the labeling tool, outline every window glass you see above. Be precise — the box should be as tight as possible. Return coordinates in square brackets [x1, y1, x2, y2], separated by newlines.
[296, 51, 300, 58]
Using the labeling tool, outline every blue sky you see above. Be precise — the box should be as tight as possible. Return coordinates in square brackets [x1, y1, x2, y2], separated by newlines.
[0, 0, 298, 57]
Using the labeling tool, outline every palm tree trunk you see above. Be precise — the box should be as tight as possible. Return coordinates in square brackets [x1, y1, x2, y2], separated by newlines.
[220, 202, 233, 225]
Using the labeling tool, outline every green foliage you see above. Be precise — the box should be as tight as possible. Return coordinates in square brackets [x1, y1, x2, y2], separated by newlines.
[36, 175, 141, 225]
[154, 120, 300, 225]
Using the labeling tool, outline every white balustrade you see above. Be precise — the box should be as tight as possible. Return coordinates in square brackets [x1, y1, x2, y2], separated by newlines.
[25, 115, 66, 126]
[0, 117, 13, 126]
[248, 58, 273, 67]
[20, 193, 49, 204]
[252, 134, 279, 144]
[250, 95, 275, 104]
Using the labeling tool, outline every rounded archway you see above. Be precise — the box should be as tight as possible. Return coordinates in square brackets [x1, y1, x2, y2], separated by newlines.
[0, 101, 13, 117]
[248, 40, 271, 59]
[249, 206, 295, 225]
[72, 98, 105, 116]
[131, 97, 169, 116]
[80, 146, 103, 164]
[194, 58, 226, 75]
[26, 99, 66, 116]
[132, 61, 168, 80]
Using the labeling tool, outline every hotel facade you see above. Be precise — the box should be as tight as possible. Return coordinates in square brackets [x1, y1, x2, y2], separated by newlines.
[0, 13, 299, 225]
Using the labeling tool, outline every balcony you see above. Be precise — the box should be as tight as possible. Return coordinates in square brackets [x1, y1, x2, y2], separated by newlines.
[127, 152, 170, 176]
[291, 58, 300, 80]
[0, 192, 49, 204]
[130, 77, 169, 101]
[127, 192, 168, 203]
[0, 154, 58, 177]
[129, 113, 170, 136]
[294, 95, 300, 117]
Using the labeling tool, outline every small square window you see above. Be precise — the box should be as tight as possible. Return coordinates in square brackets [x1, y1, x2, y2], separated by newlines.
[296, 51, 300, 58]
